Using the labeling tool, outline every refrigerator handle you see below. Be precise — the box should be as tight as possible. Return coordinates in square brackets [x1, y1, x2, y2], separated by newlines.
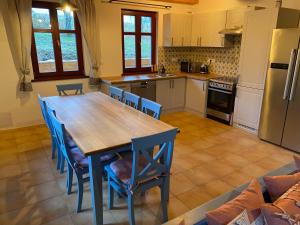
[283, 49, 297, 100]
[289, 49, 300, 101]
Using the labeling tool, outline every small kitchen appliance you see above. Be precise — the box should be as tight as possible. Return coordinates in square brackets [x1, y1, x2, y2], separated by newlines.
[207, 76, 238, 125]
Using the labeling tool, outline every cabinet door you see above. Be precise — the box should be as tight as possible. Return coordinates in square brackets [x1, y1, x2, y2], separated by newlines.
[191, 14, 201, 46]
[163, 13, 192, 47]
[207, 11, 227, 47]
[233, 86, 263, 131]
[156, 80, 171, 111]
[238, 9, 276, 89]
[185, 79, 207, 114]
[172, 78, 186, 109]
[226, 8, 246, 29]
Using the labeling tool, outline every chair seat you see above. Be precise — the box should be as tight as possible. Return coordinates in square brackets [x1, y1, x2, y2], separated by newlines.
[65, 132, 78, 148]
[107, 154, 155, 185]
[71, 147, 116, 168]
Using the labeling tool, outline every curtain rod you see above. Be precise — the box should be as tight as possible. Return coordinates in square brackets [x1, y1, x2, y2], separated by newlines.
[103, 0, 172, 9]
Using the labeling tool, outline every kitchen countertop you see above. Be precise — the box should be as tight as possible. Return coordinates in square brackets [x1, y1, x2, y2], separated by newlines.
[101, 72, 219, 85]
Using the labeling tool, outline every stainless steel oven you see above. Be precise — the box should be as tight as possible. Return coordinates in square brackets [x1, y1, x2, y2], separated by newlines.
[207, 77, 237, 125]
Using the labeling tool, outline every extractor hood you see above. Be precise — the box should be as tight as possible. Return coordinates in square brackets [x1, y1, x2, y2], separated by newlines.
[219, 26, 243, 36]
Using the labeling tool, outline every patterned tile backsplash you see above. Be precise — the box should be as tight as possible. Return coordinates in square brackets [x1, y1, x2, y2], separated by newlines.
[158, 36, 241, 76]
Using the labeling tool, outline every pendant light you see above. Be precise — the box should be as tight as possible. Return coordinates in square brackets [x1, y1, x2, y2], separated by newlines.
[57, 0, 78, 12]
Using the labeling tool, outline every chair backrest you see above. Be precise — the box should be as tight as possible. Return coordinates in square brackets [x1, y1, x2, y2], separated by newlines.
[141, 98, 162, 120]
[124, 91, 140, 109]
[38, 95, 49, 128]
[56, 83, 83, 96]
[109, 86, 124, 102]
[46, 104, 76, 168]
[129, 128, 177, 189]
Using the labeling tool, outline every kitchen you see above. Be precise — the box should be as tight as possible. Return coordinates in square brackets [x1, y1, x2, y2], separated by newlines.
[1, 1, 300, 225]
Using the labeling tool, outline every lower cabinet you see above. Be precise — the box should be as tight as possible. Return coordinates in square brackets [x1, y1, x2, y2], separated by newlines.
[185, 78, 207, 115]
[233, 86, 264, 132]
[156, 78, 186, 111]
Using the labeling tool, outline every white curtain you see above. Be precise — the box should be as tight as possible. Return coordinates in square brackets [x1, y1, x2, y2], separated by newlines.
[72, 0, 101, 85]
[1, 0, 33, 92]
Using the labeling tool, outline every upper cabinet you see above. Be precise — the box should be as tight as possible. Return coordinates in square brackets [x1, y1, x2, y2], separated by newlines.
[163, 13, 192, 47]
[164, 10, 237, 48]
[226, 8, 246, 29]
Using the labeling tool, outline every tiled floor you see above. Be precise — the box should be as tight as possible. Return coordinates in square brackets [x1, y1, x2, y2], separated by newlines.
[0, 111, 296, 225]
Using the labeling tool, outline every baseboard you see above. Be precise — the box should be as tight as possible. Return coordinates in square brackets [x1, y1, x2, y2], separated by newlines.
[233, 122, 258, 135]
[184, 107, 206, 118]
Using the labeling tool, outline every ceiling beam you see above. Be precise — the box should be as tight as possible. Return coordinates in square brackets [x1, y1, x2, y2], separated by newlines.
[151, 0, 199, 5]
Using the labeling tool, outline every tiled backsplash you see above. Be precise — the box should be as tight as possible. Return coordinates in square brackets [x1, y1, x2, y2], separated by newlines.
[158, 36, 241, 76]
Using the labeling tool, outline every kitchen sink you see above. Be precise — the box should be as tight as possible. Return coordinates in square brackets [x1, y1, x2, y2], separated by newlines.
[156, 73, 176, 78]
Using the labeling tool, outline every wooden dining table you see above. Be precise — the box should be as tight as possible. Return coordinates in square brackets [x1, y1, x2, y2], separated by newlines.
[45, 92, 176, 225]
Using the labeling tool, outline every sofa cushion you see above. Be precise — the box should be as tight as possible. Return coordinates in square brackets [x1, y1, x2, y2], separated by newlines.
[263, 172, 300, 201]
[206, 179, 265, 225]
[261, 182, 300, 225]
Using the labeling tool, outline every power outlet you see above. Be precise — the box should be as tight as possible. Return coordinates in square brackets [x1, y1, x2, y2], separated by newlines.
[207, 58, 216, 64]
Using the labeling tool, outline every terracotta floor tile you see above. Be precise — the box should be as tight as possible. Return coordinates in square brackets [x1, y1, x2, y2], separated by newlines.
[170, 173, 197, 195]
[221, 171, 254, 188]
[177, 186, 214, 209]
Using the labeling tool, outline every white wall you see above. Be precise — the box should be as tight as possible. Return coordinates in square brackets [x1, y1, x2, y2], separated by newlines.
[1, 0, 300, 129]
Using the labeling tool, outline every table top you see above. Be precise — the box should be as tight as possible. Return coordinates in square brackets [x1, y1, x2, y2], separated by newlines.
[45, 92, 175, 156]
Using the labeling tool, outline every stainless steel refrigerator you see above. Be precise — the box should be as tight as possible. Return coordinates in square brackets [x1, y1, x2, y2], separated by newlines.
[259, 28, 300, 152]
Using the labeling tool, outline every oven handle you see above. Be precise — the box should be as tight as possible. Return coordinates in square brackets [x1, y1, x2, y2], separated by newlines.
[208, 87, 232, 95]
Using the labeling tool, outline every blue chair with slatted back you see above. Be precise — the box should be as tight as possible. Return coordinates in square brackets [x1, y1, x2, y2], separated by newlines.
[56, 83, 83, 96]
[124, 91, 140, 109]
[105, 128, 177, 225]
[38, 95, 57, 160]
[109, 86, 124, 102]
[141, 98, 162, 120]
[47, 103, 118, 213]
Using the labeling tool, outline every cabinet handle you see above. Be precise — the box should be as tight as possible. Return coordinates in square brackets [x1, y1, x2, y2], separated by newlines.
[199, 37, 202, 47]
[171, 37, 174, 46]
[197, 37, 199, 46]
[181, 37, 184, 46]
[169, 80, 171, 89]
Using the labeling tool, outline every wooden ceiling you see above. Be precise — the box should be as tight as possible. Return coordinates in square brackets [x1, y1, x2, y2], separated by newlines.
[151, 0, 199, 5]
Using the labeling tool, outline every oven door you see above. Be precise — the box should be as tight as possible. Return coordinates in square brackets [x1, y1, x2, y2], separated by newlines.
[207, 87, 234, 114]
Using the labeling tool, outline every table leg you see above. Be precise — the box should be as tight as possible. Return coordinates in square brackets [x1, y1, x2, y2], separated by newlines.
[88, 155, 103, 225]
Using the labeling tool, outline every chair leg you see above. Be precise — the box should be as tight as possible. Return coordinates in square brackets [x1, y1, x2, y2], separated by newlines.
[51, 136, 56, 159]
[107, 176, 114, 209]
[60, 155, 65, 174]
[161, 179, 169, 223]
[67, 164, 73, 195]
[76, 174, 84, 213]
[127, 193, 135, 225]
[56, 149, 61, 170]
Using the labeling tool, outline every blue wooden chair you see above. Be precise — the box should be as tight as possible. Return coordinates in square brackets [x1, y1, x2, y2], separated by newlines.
[105, 128, 177, 225]
[56, 83, 83, 96]
[38, 95, 57, 160]
[124, 91, 140, 109]
[109, 86, 124, 102]
[47, 103, 118, 213]
[141, 98, 162, 120]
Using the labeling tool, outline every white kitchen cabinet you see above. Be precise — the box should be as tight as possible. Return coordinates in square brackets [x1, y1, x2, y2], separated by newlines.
[163, 14, 192, 47]
[226, 8, 247, 29]
[191, 11, 231, 48]
[185, 78, 207, 115]
[156, 78, 186, 111]
[233, 86, 263, 133]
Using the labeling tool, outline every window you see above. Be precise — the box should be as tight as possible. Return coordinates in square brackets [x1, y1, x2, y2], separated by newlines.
[31, 2, 84, 81]
[122, 10, 157, 75]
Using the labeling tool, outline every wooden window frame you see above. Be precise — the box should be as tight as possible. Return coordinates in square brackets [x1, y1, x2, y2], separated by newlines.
[31, 1, 85, 82]
[121, 10, 157, 75]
